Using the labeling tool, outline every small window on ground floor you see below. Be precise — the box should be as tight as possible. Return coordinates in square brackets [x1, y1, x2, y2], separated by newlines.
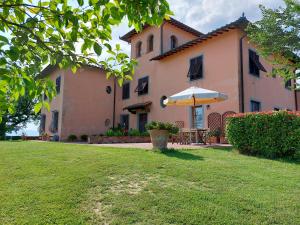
[51, 111, 59, 133]
[250, 100, 261, 112]
[120, 114, 129, 130]
[138, 113, 148, 132]
[40, 114, 46, 133]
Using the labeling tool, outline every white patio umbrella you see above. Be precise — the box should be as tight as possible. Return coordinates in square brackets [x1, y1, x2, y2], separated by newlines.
[164, 86, 228, 106]
[163, 86, 228, 144]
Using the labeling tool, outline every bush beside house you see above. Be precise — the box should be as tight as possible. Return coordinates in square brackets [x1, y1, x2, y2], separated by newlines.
[226, 111, 300, 158]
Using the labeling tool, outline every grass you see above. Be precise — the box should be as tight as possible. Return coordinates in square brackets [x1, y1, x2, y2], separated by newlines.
[0, 141, 299, 225]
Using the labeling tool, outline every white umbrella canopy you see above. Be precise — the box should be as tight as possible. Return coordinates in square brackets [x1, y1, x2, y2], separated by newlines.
[164, 86, 228, 106]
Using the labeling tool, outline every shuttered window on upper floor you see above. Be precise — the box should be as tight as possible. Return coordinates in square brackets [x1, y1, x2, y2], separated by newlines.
[249, 49, 267, 77]
[56, 76, 61, 94]
[122, 82, 130, 100]
[135, 76, 149, 96]
[188, 55, 203, 81]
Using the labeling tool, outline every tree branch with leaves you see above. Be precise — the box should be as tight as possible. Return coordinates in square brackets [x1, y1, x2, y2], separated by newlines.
[247, 0, 300, 85]
[0, 0, 172, 122]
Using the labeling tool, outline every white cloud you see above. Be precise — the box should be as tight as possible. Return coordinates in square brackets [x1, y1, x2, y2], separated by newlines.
[168, 0, 285, 33]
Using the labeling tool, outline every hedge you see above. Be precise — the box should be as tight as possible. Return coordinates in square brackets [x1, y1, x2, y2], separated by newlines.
[226, 111, 300, 158]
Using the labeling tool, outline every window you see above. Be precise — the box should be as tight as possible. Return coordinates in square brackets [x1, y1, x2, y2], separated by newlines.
[138, 113, 148, 132]
[120, 114, 129, 130]
[40, 114, 46, 133]
[249, 49, 266, 77]
[106, 86, 112, 94]
[250, 100, 261, 112]
[170, 35, 177, 49]
[285, 80, 292, 90]
[147, 35, 154, 52]
[192, 106, 204, 128]
[136, 41, 142, 58]
[122, 82, 130, 100]
[188, 56, 203, 81]
[51, 111, 59, 133]
[274, 107, 280, 111]
[56, 76, 61, 94]
[135, 76, 149, 96]
[160, 96, 167, 108]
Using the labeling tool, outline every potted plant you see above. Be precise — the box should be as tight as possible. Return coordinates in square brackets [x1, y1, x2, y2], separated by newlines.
[207, 128, 222, 144]
[146, 121, 179, 149]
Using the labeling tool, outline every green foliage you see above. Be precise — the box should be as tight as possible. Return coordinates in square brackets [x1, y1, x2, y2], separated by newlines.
[67, 134, 77, 142]
[207, 128, 222, 138]
[226, 111, 300, 158]
[128, 129, 140, 136]
[104, 128, 124, 137]
[0, 0, 172, 120]
[246, 0, 300, 83]
[0, 95, 39, 139]
[1, 141, 299, 224]
[80, 134, 88, 142]
[146, 121, 179, 134]
[127, 129, 149, 137]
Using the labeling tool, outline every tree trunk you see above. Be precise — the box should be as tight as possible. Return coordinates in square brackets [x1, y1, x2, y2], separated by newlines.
[0, 120, 7, 140]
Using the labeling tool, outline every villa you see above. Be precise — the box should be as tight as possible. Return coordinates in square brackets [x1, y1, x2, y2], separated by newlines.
[40, 16, 299, 141]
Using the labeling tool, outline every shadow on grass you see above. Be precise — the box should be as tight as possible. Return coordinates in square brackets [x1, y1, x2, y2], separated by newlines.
[205, 145, 234, 152]
[159, 149, 204, 161]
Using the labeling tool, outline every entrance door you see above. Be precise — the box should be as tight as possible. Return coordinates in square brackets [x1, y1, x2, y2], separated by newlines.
[120, 114, 129, 130]
[138, 113, 148, 132]
[192, 106, 204, 128]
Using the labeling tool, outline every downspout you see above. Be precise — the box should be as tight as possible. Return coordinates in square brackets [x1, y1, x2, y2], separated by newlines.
[112, 77, 116, 129]
[295, 90, 298, 111]
[239, 34, 247, 113]
[160, 21, 165, 54]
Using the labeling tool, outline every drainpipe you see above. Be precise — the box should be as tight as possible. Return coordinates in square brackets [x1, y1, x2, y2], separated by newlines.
[239, 34, 247, 113]
[295, 90, 298, 111]
[160, 21, 165, 55]
[112, 77, 116, 129]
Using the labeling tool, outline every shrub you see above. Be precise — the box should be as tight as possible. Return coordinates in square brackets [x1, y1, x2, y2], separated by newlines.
[80, 134, 88, 142]
[207, 128, 222, 137]
[104, 129, 124, 137]
[226, 111, 300, 158]
[128, 129, 140, 136]
[146, 121, 179, 134]
[67, 134, 77, 142]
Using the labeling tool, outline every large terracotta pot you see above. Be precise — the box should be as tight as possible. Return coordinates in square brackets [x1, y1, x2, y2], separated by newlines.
[149, 129, 169, 149]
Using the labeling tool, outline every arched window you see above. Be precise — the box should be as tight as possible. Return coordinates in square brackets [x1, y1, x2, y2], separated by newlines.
[147, 35, 154, 52]
[170, 35, 178, 49]
[136, 41, 142, 58]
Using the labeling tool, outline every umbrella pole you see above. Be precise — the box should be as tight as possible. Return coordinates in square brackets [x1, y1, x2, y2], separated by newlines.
[192, 95, 199, 144]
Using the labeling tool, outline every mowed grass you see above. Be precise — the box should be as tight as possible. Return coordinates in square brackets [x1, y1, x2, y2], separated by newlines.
[0, 142, 299, 225]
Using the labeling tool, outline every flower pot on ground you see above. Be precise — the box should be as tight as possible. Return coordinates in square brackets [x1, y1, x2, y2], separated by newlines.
[146, 121, 179, 150]
[220, 136, 228, 144]
[207, 129, 222, 145]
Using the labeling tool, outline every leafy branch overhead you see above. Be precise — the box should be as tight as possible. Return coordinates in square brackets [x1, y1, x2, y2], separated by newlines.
[247, 0, 300, 83]
[0, 0, 172, 121]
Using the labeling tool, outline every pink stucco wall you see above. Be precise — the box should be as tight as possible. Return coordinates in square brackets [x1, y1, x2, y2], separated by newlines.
[41, 68, 64, 138]
[42, 21, 297, 139]
[241, 34, 296, 111]
[116, 25, 296, 131]
[116, 27, 241, 130]
[41, 67, 114, 140]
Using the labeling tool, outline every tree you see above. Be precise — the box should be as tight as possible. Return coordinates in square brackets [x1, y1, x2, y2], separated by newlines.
[247, 0, 299, 84]
[0, 0, 172, 122]
[0, 95, 39, 139]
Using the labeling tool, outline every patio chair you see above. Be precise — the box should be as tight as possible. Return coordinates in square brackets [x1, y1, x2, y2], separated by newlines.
[171, 121, 188, 145]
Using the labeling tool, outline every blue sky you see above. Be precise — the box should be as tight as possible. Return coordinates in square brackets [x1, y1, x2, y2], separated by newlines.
[11, 0, 285, 136]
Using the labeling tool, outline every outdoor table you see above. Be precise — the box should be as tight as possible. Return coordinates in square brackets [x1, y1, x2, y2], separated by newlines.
[181, 128, 208, 144]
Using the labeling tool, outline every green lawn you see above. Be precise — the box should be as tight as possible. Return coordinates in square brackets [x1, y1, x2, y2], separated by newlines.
[0, 141, 299, 225]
